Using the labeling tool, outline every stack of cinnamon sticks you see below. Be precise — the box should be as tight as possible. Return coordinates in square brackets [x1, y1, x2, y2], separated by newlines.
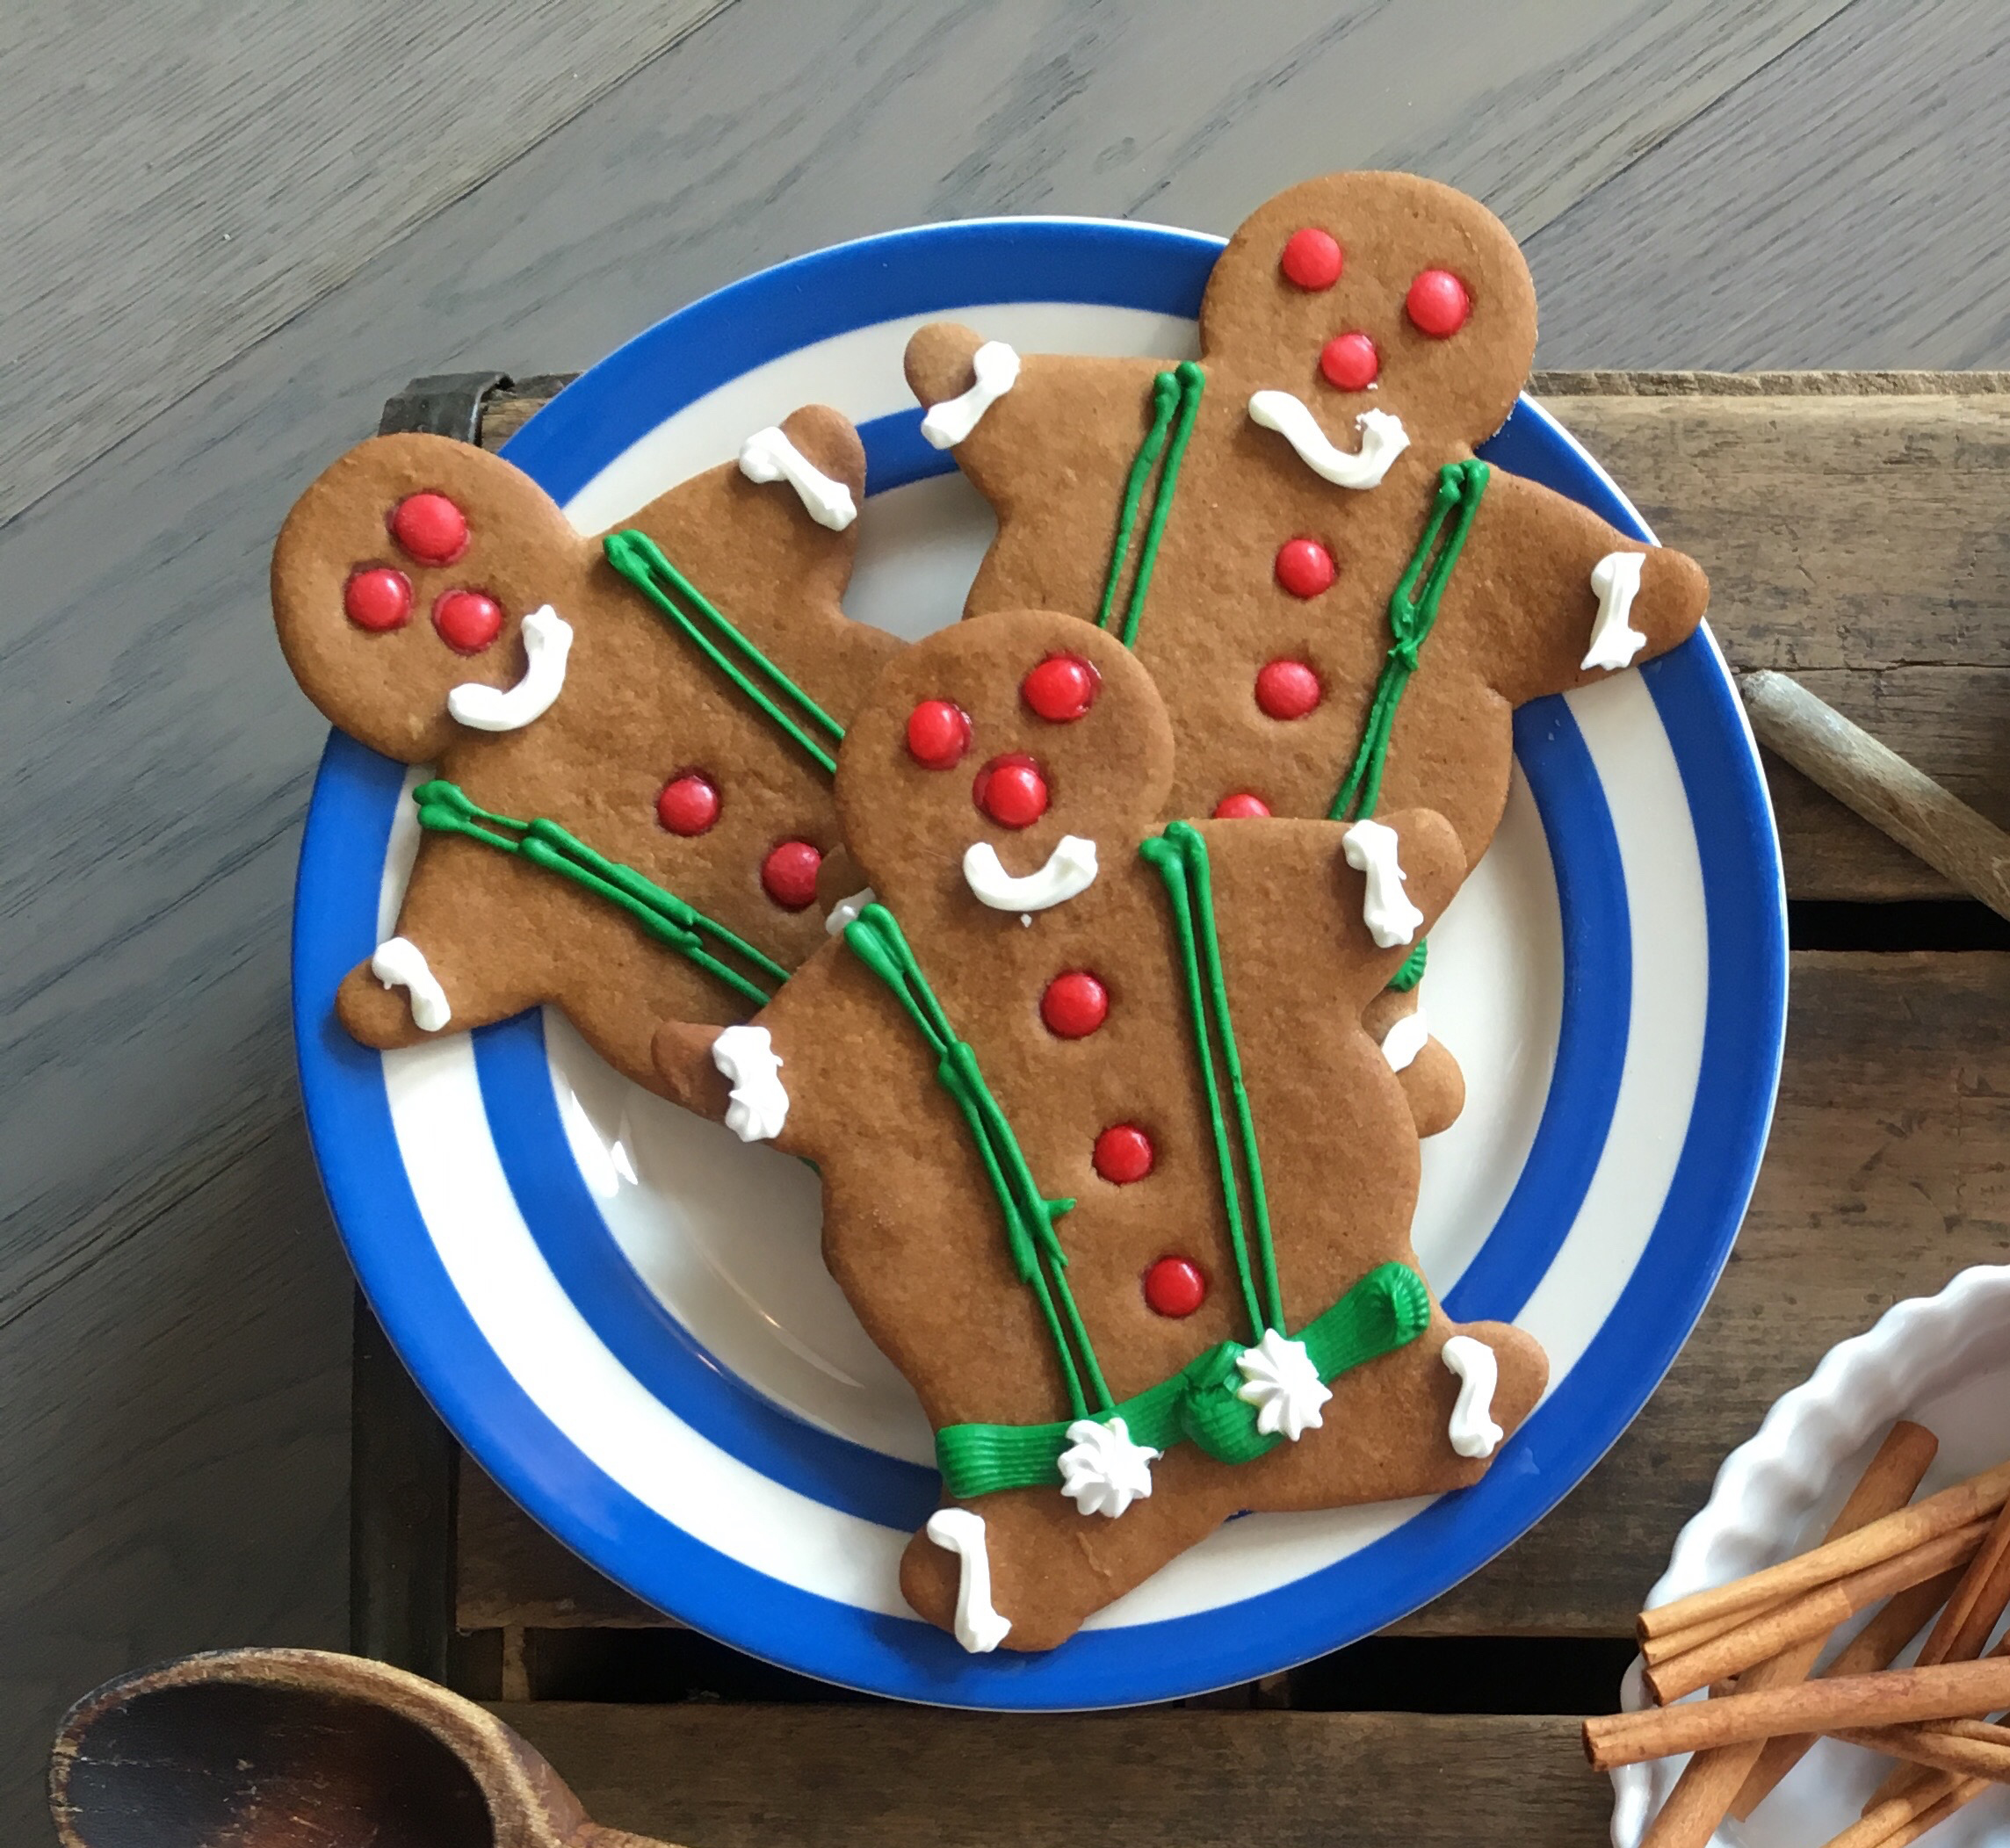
[1584, 1425, 2010, 1848]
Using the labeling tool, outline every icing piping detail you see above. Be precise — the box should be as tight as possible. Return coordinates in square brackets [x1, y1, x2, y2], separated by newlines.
[962, 835, 1098, 913]
[1234, 1327, 1332, 1441]
[447, 605, 573, 733]
[1057, 1415, 1159, 1519]
[738, 425, 858, 531]
[712, 1024, 789, 1143]
[1583, 551, 1649, 672]
[921, 341, 1021, 448]
[824, 885, 878, 937]
[1247, 392, 1409, 489]
[1442, 1334, 1505, 1459]
[1096, 362, 1206, 648]
[924, 1507, 1012, 1653]
[371, 935, 452, 1031]
[1381, 1005, 1431, 1074]
[1342, 818, 1424, 949]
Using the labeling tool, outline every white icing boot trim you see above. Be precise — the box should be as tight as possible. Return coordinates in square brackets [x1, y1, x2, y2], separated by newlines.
[1341, 818, 1424, 948]
[738, 425, 858, 531]
[712, 1025, 789, 1143]
[1582, 551, 1649, 672]
[371, 936, 452, 1032]
[1057, 1416, 1160, 1520]
[1234, 1328, 1331, 1441]
[1442, 1334, 1505, 1459]
[924, 1507, 1012, 1653]
[1247, 392, 1409, 489]
[961, 835, 1098, 913]
[921, 341, 1021, 448]
[447, 605, 574, 733]
[824, 885, 878, 937]
[1381, 1004, 1431, 1074]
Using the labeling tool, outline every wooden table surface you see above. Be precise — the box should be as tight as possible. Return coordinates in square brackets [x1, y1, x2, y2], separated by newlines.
[5, 4, 2010, 1844]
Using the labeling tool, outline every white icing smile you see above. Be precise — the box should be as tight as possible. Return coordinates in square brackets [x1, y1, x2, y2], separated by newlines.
[371, 936, 451, 1031]
[447, 604, 573, 733]
[1057, 1416, 1160, 1520]
[1442, 1334, 1505, 1458]
[924, 1506, 1012, 1653]
[1341, 818, 1424, 949]
[961, 835, 1098, 913]
[738, 424, 858, 531]
[921, 341, 1021, 448]
[1582, 550, 1649, 672]
[1380, 1003, 1431, 1074]
[711, 1024, 790, 1144]
[1234, 1328, 1331, 1442]
[1247, 392, 1409, 489]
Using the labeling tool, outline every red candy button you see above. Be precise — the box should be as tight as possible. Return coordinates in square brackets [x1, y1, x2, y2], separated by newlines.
[1212, 792, 1271, 819]
[1274, 537, 1336, 599]
[1255, 660, 1321, 720]
[1041, 971, 1108, 1039]
[1406, 268, 1471, 337]
[1320, 330, 1380, 392]
[1022, 653, 1100, 723]
[432, 588, 504, 653]
[761, 840, 822, 911]
[907, 698, 972, 769]
[973, 752, 1049, 829]
[344, 566, 412, 632]
[1279, 227, 1342, 291]
[656, 773, 720, 837]
[1094, 1123, 1155, 1185]
[390, 492, 469, 566]
[1144, 1256, 1207, 1318]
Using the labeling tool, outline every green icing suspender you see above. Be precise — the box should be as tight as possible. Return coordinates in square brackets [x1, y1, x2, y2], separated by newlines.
[1095, 361, 1205, 648]
[412, 779, 791, 1012]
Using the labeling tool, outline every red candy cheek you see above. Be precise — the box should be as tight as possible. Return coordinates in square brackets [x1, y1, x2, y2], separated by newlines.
[761, 840, 823, 911]
[1254, 660, 1322, 720]
[656, 772, 720, 837]
[1406, 269, 1471, 337]
[390, 491, 469, 566]
[1094, 1123, 1155, 1185]
[1274, 537, 1336, 599]
[431, 588, 504, 653]
[1320, 331, 1380, 392]
[972, 753, 1049, 828]
[907, 698, 972, 769]
[1279, 227, 1342, 291]
[1143, 1256, 1207, 1319]
[344, 566, 412, 632]
[1212, 793, 1271, 819]
[1021, 653, 1100, 722]
[1041, 971, 1108, 1039]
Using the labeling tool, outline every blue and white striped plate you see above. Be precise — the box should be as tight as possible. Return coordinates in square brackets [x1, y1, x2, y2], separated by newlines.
[293, 218, 1787, 1707]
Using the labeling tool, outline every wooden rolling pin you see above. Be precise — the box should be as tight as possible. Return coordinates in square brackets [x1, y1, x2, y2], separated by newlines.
[1739, 671, 2010, 924]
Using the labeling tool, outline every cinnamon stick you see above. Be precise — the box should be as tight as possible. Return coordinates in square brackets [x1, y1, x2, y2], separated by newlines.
[1637, 1460, 2010, 1642]
[1645, 1519, 1987, 1705]
[1833, 1722, 2010, 1783]
[1584, 1659, 2010, 1771]
[1642, 1601, 1784, 1669]
[1818, 1776, 1989, 1848]
[1919, 1492, 2010, 1667]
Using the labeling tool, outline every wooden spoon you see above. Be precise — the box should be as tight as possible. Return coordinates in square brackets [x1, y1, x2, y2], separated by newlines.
[51, 1646, 676, 1848]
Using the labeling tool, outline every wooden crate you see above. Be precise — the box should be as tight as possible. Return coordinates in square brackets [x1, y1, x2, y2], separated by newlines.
[352, 371, 2010, 1847]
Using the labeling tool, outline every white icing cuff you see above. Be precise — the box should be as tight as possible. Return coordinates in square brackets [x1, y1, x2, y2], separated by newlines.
[1342, 818, 1425, 949]
[921, 341, 1020, 449]
[447, 605, 573, 733]
[1442, 1334, 1505, 1459]
[712, 1024, 789, 1144]
[1057, 1416, 1160, 1520]
[1582, 551, 1649, 672]
[962, 835, 1098, 913]
[1381, 1005, 1431, 1074]
[824, 885, 877, 937]
[925, 1507, 1012, 1653]
[1234, 1328, 1331, 1442]
[738, 424, 858, 531]
[1248, 392, 1409, 490]
[371, 936, 452, 1032]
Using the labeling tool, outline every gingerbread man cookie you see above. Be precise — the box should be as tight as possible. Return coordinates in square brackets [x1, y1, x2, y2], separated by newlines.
[905, 171, 1711, 1130]
[272, 408, 900, 1092]
[654, 609, 1546, 1652]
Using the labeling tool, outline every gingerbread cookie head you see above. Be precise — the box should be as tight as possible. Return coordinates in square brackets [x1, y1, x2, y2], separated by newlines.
[1199, 170, 1537, 455]
[834, 608, 1175, 920]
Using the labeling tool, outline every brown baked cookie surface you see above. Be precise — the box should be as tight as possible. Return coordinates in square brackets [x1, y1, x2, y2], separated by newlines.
[271, 409, 899, 1092]
[654, 608, 1547, 1653]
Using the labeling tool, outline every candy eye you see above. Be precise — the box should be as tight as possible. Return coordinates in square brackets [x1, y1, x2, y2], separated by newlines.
[431, 588, 504, 654]
[972, 752, 1049, 828]
[1319, 331, 1379, 392]
[656, 771, 720, 836]
[1280, 227, 1343, 292]
[907, 698, 972, 769]
[344, 566, 412, 632]
[1406, 269, 1471, 337]
[390, 491, 470, 566]
[1021, 653, 1100, 722]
